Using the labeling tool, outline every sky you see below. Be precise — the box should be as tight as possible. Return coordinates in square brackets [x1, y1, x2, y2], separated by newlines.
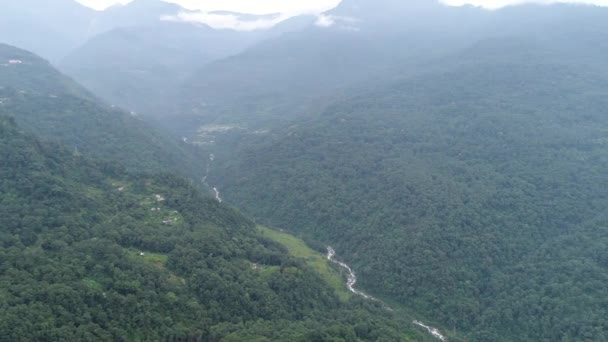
[442, 0, 608, 9]
[75, 0, 342, 14]
[75, 0, 608, 12]
[75, 0, 608, 30]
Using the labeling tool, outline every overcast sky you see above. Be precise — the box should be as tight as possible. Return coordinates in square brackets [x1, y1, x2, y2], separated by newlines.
[76, 0, 608, 12]
[75, 0, 341, 14]
[443, 0, 608, 8]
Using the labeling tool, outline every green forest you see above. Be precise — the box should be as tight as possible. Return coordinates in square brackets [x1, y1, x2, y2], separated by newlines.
[4, 1, 608, 341]
[211, 41, 608, 341]
[0, 43, 205, 179]
[0, 115, 429, 341]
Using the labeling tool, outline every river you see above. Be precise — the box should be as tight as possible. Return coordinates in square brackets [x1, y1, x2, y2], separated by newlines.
[327, 246, 447, 341]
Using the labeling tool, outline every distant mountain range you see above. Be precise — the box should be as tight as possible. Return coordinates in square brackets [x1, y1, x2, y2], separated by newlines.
[0, 0, 322, 116]
[0, 0, 316, 61]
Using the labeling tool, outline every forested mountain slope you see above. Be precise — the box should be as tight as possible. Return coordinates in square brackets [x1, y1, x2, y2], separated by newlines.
[209, 36, 608, 341]
[0, 43, 204, 179]
[167, 3, 485, 130]
[0, 0, 95, 61]
[162, 1, 608, 137]
[0, 115, 427, 341]
[60, 22, 264, 116]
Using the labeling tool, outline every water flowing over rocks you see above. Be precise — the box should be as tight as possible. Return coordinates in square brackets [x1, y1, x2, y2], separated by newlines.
[327, 246, 447, 341]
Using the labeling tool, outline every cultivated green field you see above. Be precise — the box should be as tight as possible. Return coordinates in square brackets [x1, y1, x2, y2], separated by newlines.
[258, 226, 351, 301]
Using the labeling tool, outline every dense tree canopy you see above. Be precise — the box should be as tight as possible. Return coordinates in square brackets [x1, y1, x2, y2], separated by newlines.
[0, 116, 424, 341]
[210, 38, 608, 341]
[0, 43, 205, 179]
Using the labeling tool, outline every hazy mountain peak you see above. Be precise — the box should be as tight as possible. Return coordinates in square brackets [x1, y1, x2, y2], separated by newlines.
[330, 0, 442, 16]
[325, 0, 450, 31]
[208, 11, 282, 21]
[104, 0, 182, 13]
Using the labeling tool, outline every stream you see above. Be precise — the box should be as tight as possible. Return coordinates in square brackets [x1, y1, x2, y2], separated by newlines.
[202, 153, 222, 203]
[213, 187, 223, 203]
[202, 147, 444, 339]
[327, 246, 447, 341]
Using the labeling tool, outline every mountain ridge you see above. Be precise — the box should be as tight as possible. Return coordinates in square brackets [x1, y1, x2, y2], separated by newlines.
[0, 112, 429, 340]
[0, 43, 206, 179]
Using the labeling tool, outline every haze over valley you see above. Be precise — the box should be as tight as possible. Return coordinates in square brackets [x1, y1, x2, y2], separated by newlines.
[2, 0, 608, 340]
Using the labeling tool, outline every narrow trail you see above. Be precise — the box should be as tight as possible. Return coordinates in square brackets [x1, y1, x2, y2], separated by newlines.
[327, 246, 447, 341]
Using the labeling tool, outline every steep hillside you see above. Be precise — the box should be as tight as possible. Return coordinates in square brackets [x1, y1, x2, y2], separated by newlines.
[167, 15, 480, 131]
[0, 0, 198, 61]
[209, 35, 608, 341]
[0, 0, 95, 60]
[161, 2, 608, 138]
[0, 115, 426, 341]
[0, 43, 204, 179]
[60, 22, 263, 115]
[88, 0, 186, 35]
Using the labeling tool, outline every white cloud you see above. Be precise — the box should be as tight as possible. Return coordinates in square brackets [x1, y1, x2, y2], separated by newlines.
[441, 0, 608, 9]
[315, 14, 336, 27]
[77, 0, 342, 14]
[314, 14, 359, 31]
[77, 0, 608, 12]
[76, 0, 608, 28]
[163, 12, 291, 31]
[75, 0, 132, 11]
[77, 0, 343, 30]
[163, 0, 342, 16]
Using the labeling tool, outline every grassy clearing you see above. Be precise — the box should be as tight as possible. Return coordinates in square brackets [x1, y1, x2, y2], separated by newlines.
[127, 250, 168, 268]
[257, 265, 281, 279]
[258, 226, 351, 301]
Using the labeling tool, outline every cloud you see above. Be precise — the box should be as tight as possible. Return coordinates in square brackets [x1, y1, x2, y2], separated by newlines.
[75, 0, 132, 11]
[315, 14, 336, 27]
[79, 0, 343, 31]
[440, 0, 608, 9]
[314, 15, 360, 31]
[79, 0, 608, 12]
[163, 0, 342, 31]
[164, 0, 342, 16]
[163, 11, 291, 31]
[79, 0, 608, 29]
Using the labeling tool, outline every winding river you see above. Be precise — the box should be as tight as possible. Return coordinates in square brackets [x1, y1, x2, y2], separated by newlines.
[213, 187, 223, 203]
[326, 247, 376, 301]
[202, 153, 222, 203]
[327, 246, 447, 341]
[201, 147, 444, 339]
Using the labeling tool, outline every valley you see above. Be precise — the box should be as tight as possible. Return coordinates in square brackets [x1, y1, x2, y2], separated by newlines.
[3, 0, 608, 341]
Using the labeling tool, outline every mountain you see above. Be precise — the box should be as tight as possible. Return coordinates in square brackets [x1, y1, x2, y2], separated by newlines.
[60, 21, 263, 115]
[0, 0, 274, 64]
[0, 115, 426, 340]
[0, 0, 95, 60]
[163, 1, 608, 136]
[0, 0, 195, 61]
[8, 1, 608, 341]
[328, 0, 448, 27]
[59, 1, 320, 117]
[166, 27, 465, 133]
[89, 0, 185, 35]
[0, 43, 205, 179]
[157, 1, 493, 136]
[204, 17, 608, 342]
